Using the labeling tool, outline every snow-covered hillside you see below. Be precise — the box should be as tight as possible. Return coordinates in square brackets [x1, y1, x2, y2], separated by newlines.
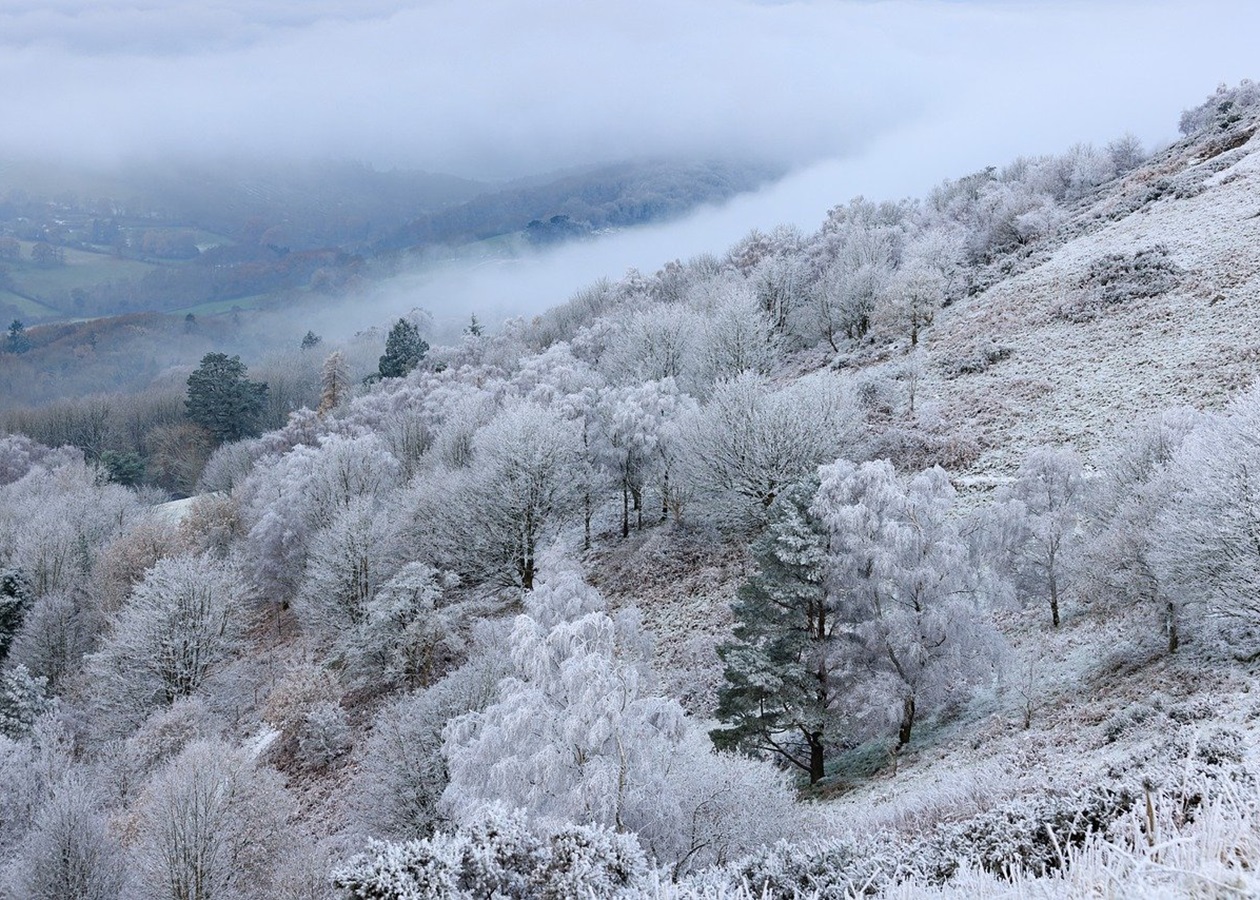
[926, 115, 1260, 475]
[3, 83, 1260, 900]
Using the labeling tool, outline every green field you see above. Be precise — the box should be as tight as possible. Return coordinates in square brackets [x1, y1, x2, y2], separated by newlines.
[169, 293, 271, 317]
[9, 241, 160, 311]
[0, 289, 59, 318]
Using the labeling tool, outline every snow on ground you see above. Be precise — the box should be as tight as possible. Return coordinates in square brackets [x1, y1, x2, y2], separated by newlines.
[924, 127, 1260, 477]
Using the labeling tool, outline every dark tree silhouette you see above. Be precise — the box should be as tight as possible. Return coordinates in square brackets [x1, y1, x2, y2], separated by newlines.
[378, 319, 428, 379]
[185, 353, 269, 443]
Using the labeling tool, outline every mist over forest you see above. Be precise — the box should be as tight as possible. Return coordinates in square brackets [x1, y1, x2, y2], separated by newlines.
[4, 3, 1260, 899]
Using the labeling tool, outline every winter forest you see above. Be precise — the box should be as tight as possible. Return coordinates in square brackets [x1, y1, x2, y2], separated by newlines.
[3, 81, 1260, 898]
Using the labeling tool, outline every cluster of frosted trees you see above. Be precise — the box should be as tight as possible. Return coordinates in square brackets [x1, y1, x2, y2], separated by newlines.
[5, 363, 1257, 896]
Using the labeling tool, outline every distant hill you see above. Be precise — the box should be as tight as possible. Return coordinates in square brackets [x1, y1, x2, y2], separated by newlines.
[0, 156, 780, 324]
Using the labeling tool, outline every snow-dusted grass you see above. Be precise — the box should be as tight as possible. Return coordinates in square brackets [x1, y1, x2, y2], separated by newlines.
[922, 126, 1260, 477]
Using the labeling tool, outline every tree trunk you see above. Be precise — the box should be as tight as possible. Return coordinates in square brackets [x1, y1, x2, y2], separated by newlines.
[1166, 598, 1179, 654]
[621, 482, 629, 539]
[661, 471, 669, 523]
[808, 732, 825, 785]
[1049, 571, 1060, 628]
[584, 491, 592, 551]
[897, 694, 916, 748]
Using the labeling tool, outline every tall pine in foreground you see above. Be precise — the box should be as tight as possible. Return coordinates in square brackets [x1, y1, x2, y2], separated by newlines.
[711, 477, 840, 784]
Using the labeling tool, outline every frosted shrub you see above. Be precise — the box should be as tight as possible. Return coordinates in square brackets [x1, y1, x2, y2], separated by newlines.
[334, 809, 648, 900]
[295, 700, 352, 770]
[1059, 246, 1182, 322]
[918, 784, 1135, 882]
[730, 837, 901, 899]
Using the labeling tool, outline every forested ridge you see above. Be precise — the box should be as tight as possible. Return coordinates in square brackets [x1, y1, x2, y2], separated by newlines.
[2, 82, 1260, 899]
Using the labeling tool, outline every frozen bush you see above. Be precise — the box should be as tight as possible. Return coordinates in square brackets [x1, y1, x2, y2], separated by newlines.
[334, 809, 648, 900]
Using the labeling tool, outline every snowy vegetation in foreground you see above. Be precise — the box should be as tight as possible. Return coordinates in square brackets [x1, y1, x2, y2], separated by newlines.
[2, 82, 1260, 898]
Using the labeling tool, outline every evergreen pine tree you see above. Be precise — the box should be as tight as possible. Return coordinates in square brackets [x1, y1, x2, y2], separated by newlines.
[378, 318, 429, 379]
[185, 352, 269, 443]
[0, 567, 31, 666]
[6, 319, 31, 354]
[711, 477, 839, 784]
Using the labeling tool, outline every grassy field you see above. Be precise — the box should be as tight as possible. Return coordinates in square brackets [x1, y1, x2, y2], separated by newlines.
[0, 289, 59, 318]
[169, 293, 271, 317]
[9, 241, 160, 311]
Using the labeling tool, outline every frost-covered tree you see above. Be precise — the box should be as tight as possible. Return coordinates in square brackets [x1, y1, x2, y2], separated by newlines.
[518, 344, 607, 548]
[440, 402, 585, 589]
[442, 560, 678, 831]
[442, 557, 796, 871]
[296, 495, 399, 649]
[683, 372, 857, 524]
[603, 304, 703, 387]
[750, 249, 808, 337]
[597, 379, 690, 537]
[5, 775, 124, 900]
[348, 628, 510, 841]
[350, 562, 465, 688]
[813, 461, 1001, 748]
[243, 433, 402, 602]
[129, 739, 295, 900]
[0, 721, 73, 871]
[995, 447, 1087, 628]
[7, 589, 97, 692]
[0, 435, 80, 487]
[1081, 408, 1202, 651]
[877, 261, 945, 348]
[87, 555, 248, 736]
[318, 350, 351, 414]
[1150, 387, 1260, 659]
[694, 289, 779, 388]
[0, 461, 141, 600]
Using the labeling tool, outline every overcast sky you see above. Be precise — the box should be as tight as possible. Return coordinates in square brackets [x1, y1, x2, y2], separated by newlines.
[4, 0, 1257, 185]
[6, 0, 1258, 331]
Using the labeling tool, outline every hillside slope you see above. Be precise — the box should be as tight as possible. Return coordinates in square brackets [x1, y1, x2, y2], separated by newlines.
[923, 120, 1260, 476]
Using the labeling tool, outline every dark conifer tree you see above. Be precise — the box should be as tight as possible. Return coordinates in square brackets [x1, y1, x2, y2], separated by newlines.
[185, 352, 269, 443]
[711, 476, 841, 784]
[378, 318, 429, 379]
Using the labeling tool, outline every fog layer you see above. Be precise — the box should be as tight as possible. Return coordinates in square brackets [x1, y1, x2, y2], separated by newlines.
[4, 0, 1256, 179]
